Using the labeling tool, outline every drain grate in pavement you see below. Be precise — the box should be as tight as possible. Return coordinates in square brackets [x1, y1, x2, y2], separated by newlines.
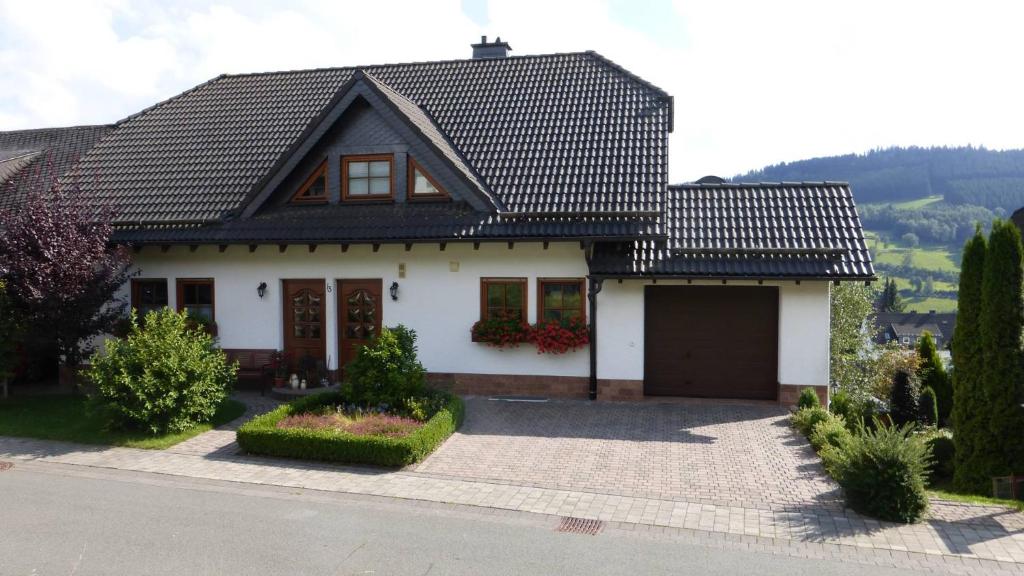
[0, 461, 13, 472]
[556, 516, 603, 535]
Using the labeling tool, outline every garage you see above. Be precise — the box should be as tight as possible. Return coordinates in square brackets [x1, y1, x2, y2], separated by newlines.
[644, 285, 779, 400]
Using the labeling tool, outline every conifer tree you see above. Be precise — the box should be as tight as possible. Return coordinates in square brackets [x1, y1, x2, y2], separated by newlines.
[916, 331, 951, 424]
[952, 227, 989, 492]
[979, 220, 1024, 480]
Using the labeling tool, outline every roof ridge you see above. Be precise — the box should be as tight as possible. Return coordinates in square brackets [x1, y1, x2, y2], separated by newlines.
[115, 74, 228, 126]
[671, 181, 851, 188]
[0, 124, 113, 136]
[219, 51, 595, 80]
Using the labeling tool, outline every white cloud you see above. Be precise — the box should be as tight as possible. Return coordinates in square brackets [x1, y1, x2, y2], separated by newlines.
[1, 0, 1022, 181]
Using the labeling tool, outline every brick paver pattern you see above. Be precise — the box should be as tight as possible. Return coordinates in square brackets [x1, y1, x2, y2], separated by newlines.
[2, 393, 1022, 573]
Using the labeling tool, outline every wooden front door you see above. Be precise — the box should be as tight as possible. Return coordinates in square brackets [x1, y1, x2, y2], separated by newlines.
[337, 279, 383, 373]
[282, 279, 326, 366]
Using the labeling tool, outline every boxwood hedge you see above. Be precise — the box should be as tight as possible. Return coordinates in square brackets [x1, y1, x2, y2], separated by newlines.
[237, 391, 464, 467]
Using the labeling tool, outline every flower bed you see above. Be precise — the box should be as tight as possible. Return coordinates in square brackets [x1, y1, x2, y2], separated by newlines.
[237, 391, 464, 467]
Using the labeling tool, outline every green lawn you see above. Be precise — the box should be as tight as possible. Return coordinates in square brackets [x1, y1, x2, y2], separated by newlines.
[874, 247, 959, 273]
[902, 296, 958, 313]
[0, 395, 246, 449]
[892, 195, 944, 209]
[928, 479, 1024, 512]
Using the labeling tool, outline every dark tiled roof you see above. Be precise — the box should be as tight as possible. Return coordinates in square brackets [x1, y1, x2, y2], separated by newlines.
[68, 52, 670, 224]
[590, 182, 875, 279]
[0, 125, 112, 210]
[873, 312, 957, 344]
[111, 203, 660, 244]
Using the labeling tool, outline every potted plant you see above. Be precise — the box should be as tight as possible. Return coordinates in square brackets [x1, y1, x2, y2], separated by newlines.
[531, 316, 590, 354]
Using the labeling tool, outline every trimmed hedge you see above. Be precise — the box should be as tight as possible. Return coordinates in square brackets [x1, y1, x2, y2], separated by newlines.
[237, 391, 464, 467]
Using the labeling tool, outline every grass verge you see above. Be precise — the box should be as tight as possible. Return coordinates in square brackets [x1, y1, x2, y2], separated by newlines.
[927, 481, 1024, 512]
[0, 394, 246, 450]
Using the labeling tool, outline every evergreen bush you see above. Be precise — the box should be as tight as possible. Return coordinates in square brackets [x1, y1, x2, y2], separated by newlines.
[952, 227, 989, 493]
[809, 416, 853, 453]
[916, 332, 952, 424]
[828, 389, 858, 430]
[979, 220, 1024, 481]
[797, 387, 821, 410]
[889, 370, 919, 427]
[87, 309, 236, 435]
[918, 386, 938, 427]
[830, 422, 933, 523]
[792, 407, 831, 437]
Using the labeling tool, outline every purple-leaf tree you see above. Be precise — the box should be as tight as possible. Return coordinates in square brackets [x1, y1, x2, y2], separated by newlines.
[0, 156, 131, 372]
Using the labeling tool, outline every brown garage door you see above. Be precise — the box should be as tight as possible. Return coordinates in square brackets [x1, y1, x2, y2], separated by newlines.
[644, 286, 778, 400]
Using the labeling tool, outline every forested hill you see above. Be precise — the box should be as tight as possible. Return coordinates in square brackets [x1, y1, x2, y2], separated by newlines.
[735, 146, 1024, 209]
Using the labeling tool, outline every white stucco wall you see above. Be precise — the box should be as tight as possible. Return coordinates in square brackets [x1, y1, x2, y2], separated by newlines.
[123, 242, 590, 376]
[596, 279, 831, 386]
[120, 245, 832, 388]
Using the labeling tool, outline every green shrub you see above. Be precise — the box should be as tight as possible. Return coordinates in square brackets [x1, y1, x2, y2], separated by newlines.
[792, 407, 830, 437]
[828, 389, 858, 429]
[830, 422, 933, 523]
[889, 370, 919, 427]
[809, 416, 853, 453]
[86, 309, 236, 435]
[924, 429, 955, 482]
[918, 386, 938, 427]
[346, 325, 426, 410]
[916, 331, 952, 424]
[797, 387, 821, 410]
[237, 391, 464, 466]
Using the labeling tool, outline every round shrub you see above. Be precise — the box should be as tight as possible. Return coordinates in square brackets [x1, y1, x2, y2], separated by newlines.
[918, 386, 938, 427]
[831, 422, 933, 523]
[87, 308, 237, 435]
[346, 325, 426, 410]
[809, 415, 853, 452]
[797, 387, 821, 410]
[829, 389, 858, 429]
[792, 406, 830, 437]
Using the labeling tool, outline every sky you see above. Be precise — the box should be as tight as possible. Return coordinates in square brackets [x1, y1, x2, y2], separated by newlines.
[1, 0, 1022, 181]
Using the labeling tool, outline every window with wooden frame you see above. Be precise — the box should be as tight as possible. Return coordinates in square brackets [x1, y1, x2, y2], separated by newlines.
[480, 278, 527, 321]
[538, 278, 586, 323]
[290, 161, 328, 203]
[176, 278, 215, 321]
[407, 157, 448, 199]
[342, 154, 393, 201]
[131, 278, 169, 317]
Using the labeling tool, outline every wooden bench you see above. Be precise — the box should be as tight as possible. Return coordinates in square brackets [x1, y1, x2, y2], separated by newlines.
[223, 349, 275, 395]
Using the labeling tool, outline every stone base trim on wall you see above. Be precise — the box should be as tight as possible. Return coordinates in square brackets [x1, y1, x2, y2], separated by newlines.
[426, 372, 645, 401]
[778, 383, 829, 407]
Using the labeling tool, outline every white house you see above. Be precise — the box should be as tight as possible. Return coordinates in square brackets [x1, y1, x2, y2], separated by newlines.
[0, 38, 874, 403]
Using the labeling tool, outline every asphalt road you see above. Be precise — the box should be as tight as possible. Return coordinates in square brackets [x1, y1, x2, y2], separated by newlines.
[0, 461, 923, 576]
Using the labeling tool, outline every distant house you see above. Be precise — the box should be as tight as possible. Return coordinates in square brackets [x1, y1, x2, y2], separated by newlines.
[1012, 206, 1024, 237]
[874, 311, 957, 348]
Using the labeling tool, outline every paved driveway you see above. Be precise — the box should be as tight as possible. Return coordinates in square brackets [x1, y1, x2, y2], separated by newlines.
[415, 397, 842, 512]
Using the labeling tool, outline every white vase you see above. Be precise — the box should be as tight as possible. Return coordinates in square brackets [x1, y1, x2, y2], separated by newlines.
[289, 374, 299, 389]
[300, 380, 307, 390]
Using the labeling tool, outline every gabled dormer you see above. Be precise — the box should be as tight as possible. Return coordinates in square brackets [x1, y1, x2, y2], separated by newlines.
[242, 70, 497, 217]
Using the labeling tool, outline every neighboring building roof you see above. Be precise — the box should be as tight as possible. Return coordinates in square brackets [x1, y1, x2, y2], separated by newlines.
[873, 311, 957, 345]
[0, 125, 113, 210]
[589, 181, 875, 279]
[65, 51, 671, 225]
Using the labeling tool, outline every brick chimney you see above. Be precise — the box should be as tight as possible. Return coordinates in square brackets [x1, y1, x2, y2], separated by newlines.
[471, 35, 511, 59]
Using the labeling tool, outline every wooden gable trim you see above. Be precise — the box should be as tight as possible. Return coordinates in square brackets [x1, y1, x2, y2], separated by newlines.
[407, 156, 449, 201]
[289, 160, 328, 204]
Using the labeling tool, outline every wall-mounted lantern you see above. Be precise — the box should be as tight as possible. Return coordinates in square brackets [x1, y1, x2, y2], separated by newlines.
[257, 282, 267, 299]
[390, 281, 399, 301]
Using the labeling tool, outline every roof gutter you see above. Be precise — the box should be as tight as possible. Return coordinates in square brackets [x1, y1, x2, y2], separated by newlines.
[496, 210, 663, 218]
[588, 273, 877, 283]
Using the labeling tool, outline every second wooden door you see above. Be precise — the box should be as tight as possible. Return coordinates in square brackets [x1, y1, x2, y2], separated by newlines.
[337, 279, 383, 373]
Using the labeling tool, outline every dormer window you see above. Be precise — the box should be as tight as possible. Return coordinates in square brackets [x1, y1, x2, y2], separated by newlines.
[342, 154, 393, 201]
[290, 161, 327, 204]
[408, 157, 448, 199]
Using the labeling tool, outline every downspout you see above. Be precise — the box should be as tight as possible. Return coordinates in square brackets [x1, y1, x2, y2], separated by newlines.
[587, 276, 603, 400]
